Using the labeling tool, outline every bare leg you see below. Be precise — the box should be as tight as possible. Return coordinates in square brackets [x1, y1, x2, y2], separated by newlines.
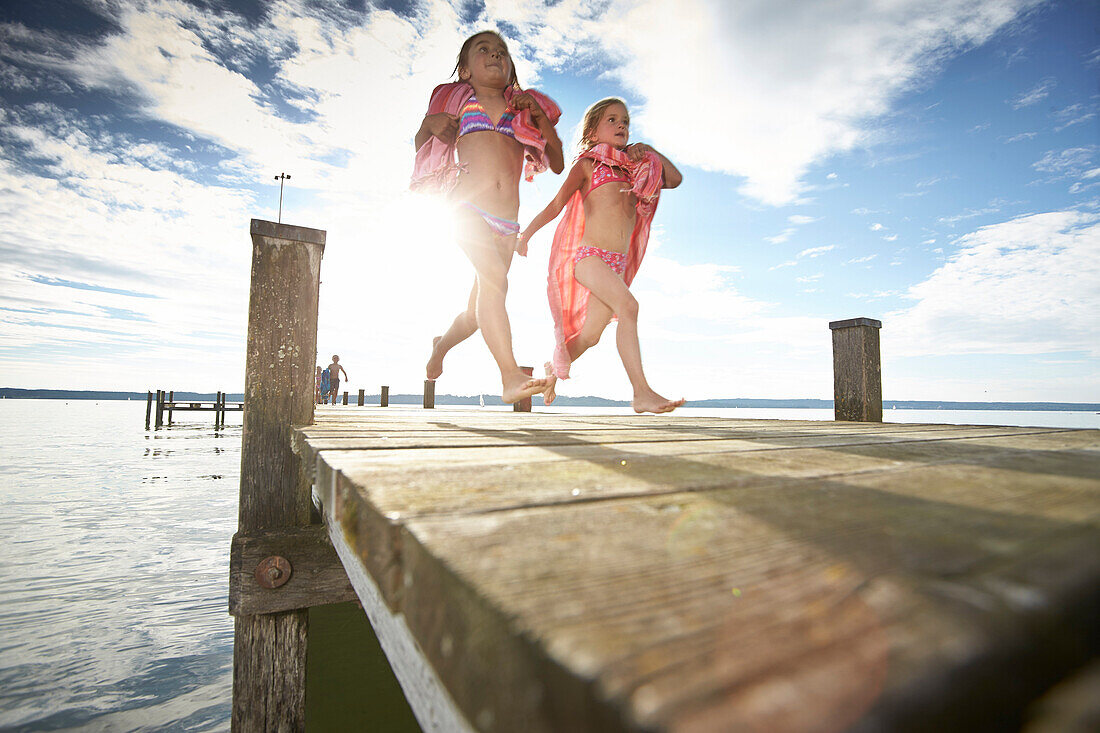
[573, 257, 684, 414]
[567, 296, 614, 364]
[426, 281, 478, 380]
[456, 217, 547, 404]
[545, 295, 613, 405]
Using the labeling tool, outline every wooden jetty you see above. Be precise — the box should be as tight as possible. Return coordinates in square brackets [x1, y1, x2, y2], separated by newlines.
[294, 407, 1100, 731]
[146, 389, 242, 429]
[228, 219, 1100, 731]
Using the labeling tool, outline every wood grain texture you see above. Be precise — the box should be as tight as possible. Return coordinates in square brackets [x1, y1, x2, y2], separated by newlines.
[229, 525, 357, 615]
[233, 611, 308, 732]
[233, 220, 325, 733]
[300, 408, 1100, 731]
[832, 323, 882, 422]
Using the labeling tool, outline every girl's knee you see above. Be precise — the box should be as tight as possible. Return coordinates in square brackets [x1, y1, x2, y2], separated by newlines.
[618, 294, 639, 322]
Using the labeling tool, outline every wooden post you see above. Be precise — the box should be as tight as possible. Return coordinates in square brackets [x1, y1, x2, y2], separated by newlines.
[424, 380, 435, 409]
[155, 389, 164, 428]
[342, 391, 348, 405]
[830, 317, 882, 422]
[168, 390, 174, 426]
[145, 391, 153, 430]
[514, 366, 533, 412]
[217, 391, 224, 430]
[380, 386, 389, 407]
[357, 389, 365, 406]
[232, 218, 325, 731]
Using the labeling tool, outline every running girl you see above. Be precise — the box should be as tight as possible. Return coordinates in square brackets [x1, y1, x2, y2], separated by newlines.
[517, 97, 684, 414]
[411, 30, 564, 404]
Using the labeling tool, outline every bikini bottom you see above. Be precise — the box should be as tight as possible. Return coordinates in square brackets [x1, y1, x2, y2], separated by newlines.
[457, 201, 520, 237]
[574, 244, 626, 275]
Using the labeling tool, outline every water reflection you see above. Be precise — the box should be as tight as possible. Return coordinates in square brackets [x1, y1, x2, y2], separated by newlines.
[0, 400, 240, 731]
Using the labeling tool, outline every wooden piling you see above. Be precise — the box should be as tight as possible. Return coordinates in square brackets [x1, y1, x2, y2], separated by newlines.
[830, 317, 883, 422]
[168, 390, 174, 426]
[424, 380, 435, 409]
[514, 366, 533, 412]
[357, 389, 365, 406]
[231, 219, 325, 731]
[155, 389, 164, 428]
[342, 391, 348, 406]
[145, 391, 153, 430]
[381, 386, 389, 408]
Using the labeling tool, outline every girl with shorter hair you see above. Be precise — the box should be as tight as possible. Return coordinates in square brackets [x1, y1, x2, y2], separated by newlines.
[518, 97, 684, 413]
[412, 30, 564, 404]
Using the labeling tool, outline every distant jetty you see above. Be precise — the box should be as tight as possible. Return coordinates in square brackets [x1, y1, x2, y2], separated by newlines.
[2, 387, 1098, 412]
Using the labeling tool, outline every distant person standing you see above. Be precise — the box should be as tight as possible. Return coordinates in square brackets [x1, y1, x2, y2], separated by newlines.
[327, 355, 348, 405]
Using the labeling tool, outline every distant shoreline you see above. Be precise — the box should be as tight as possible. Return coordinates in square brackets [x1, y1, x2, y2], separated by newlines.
[1, 388, 1097, 412]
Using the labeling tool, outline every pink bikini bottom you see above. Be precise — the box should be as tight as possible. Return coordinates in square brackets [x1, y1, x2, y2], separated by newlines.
[574, 245, 626, 275]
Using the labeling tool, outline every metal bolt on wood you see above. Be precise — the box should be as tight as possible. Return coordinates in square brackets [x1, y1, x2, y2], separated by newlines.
[255, 556, 293, 589]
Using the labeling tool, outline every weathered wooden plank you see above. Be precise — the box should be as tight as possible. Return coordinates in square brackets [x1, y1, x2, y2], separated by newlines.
[392, 477, 1099, 731]
[292, 417, 1054, 465]
[321, 508, 475, 732]
[308, 429, 1098, 520]
[303, 411, 1100, 731]
[229, 525, 357, 615]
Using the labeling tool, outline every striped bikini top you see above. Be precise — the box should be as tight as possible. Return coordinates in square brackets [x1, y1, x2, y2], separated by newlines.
[458, 95, 517, 139]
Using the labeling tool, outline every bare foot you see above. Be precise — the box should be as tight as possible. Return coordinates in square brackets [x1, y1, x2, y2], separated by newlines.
[501, 370, 548, 404]
[425, 336, 443, 380]
[542, 362, 558, 405]
[632, 391, 685, 414]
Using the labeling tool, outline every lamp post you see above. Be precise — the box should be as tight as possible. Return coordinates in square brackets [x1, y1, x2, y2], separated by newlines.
[274, 172, 291, 223]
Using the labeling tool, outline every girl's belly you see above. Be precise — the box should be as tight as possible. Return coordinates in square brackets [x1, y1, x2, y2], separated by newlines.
[453, 134, 523, 217]
[582, 196, 636, 253]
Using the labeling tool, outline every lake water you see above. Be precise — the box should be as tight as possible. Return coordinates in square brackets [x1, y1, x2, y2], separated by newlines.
[0, 398, 1096, 731]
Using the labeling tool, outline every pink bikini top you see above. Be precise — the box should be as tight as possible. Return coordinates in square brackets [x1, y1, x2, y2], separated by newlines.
[585, 160, 630, 198]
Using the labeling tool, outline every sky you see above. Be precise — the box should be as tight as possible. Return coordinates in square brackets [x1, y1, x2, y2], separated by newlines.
[0, 0, 1097, 403]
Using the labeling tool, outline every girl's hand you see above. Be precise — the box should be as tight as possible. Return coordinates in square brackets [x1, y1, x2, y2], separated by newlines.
[424, 113, 459, 144]
[625, 143, 653, 161]
[516, 230, 531, 257]
[511, 92, 544, 121]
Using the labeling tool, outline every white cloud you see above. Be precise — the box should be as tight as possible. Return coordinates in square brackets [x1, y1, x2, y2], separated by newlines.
[516, 0, 1039, 205]
[887, 211, 1100, 358]
[1052, 104, 1098, 133]
[870, 222, 885, 231]
[765, 228, 795, 244]
[1009, 77, 1055, 109]
[787, 214, 818, 225]
[798, 245, 835, 258]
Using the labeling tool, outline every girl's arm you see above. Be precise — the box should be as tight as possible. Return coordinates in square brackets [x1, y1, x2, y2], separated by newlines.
[414, 113, 458, 150]
[627, 143, 682, 189]
[512, 93, 565, 174]
[516, 160, 588, 255]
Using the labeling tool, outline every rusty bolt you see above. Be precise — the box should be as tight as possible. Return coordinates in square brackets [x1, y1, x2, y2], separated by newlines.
[255, 555, 292, 589]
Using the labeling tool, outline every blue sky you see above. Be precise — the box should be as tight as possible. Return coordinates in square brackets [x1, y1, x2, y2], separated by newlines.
[0, 0, 1096, 402]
